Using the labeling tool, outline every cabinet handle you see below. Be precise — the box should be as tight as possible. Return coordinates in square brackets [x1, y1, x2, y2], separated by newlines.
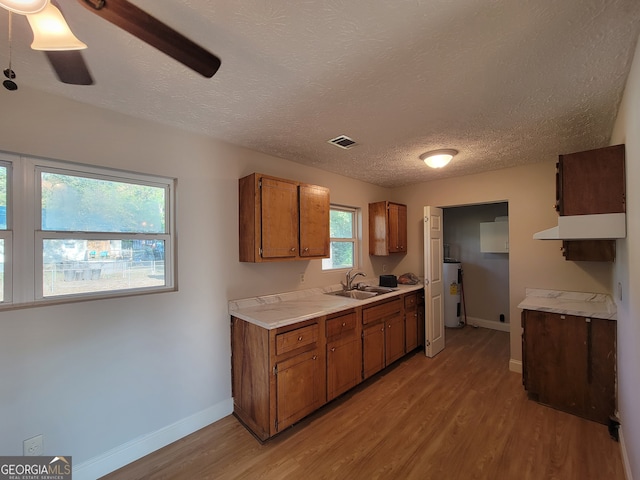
[388, 324, 392, 328]
[303, 247, 309, 252]
[298, 336, 303, 341]
[342, 322, 346, 327]
[330, 347, 336, 352]
[312, 355, 318, 360]
[290, 247, 296, 252]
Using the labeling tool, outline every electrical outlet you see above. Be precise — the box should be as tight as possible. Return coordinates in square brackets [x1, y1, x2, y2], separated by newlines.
[382, 264, 387, 272]
[24, 435, 43, 456]
[300, 273, 305, 284]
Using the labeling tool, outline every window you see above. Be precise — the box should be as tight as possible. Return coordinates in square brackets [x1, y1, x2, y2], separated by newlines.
[0, 151, 175, 307]
[0, 162, 9, 303]
[322, 205, 358, 271]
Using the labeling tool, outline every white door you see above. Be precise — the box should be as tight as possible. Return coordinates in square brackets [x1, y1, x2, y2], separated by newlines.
[423, 206, 445, 357]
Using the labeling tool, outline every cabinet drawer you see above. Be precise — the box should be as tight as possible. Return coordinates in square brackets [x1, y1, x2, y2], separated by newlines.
[326, 312, 357, 338]
[276, 324, 319, 355]
[363, 298, 402, 324]
[404, 294, 417, 310]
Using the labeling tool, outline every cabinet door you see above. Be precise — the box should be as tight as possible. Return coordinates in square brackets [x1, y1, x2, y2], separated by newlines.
[261, 177, 299, 259]
[275, 349, 325, 432]
[363, 322, 385, 379]
[388, 203, 407, 253]
[385, 314, 405, 365]
[557, 144, 625, 216]
[523, 310, 589, 417]
[299, 184, 330, 258]
[327, 335, 362, 401]
[405, 294, 419, 352]
[586, 319, 616, 424]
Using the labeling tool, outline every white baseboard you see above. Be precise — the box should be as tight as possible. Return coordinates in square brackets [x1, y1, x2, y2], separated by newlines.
[74, 398, 233, 480]
[465, 316, 511, 333]
[620, 426, 633, 480]
[509, 359, 523, 374]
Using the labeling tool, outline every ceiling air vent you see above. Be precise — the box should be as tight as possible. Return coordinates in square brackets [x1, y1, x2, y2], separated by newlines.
[328, 135, 357, 149]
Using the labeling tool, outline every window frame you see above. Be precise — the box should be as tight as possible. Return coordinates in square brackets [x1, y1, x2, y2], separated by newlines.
[322, 204, 360, 272]
[0, 151, 177, 308]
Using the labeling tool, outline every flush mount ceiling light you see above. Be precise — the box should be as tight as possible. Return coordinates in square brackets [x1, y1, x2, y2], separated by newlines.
[0, 0, 48, 15]
[420, 149, 458, 169]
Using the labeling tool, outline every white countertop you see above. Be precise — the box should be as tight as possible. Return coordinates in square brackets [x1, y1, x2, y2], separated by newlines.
[229, 283, 423, 329]
[517, 288, 617, 320]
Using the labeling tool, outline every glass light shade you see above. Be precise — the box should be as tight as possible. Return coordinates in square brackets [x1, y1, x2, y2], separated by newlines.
[0, 0, 48, 14]
[420, 149, 458, 169]
[27, 3, 87, 51]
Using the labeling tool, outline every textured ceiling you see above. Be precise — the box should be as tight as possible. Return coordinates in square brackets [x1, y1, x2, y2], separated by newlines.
[1, 0, 640, 187]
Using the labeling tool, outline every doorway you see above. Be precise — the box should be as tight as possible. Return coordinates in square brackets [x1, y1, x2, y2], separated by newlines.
[442, 202, 510, 332]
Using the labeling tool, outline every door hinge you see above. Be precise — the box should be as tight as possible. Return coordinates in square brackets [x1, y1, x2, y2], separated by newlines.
[260, 247, 263, 256]
[425, 340, 431, 347]
[259, 179, 262, 188]
[275, 419, 278, 431]
[273, 365, 278, 376]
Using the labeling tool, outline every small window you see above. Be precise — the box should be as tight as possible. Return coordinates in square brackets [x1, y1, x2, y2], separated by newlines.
[37, 167, 173, 299]
[0, 150, 176, 308]
[0, 163, 8, 302]
[322, 205, 358, 271]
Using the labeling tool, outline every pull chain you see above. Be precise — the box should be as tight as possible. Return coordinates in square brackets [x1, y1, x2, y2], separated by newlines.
[4, 11, 18, 91]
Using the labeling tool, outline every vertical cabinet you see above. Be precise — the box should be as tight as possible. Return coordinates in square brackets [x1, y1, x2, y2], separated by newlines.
[231, 317, 326, 440]
[521, 309, 616, 424]
[404, 292, 419, 352]
[326, 310, 362, 401]
[362, 297, 404, 379]
[555, 144, 625, 262]
[369, 201, 408, 255]
[239, 173, 330, 262]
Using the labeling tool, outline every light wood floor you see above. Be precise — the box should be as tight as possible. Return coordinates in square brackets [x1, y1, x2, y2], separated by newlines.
[101, 327, 625, 480]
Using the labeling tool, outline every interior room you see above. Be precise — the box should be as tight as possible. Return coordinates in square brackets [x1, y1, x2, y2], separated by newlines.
[0, 1, 639, 479]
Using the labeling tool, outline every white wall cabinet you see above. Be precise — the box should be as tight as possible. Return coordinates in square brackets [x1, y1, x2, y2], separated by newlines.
[480, 219, 509, 253]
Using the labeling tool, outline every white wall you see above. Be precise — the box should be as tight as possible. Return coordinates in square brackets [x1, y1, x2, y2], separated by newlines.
[393, 162, 614, 370]
[611, 33, 640, 480]
[0, 87, 389, 478]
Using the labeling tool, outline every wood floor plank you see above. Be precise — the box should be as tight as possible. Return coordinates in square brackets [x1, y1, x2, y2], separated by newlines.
[101, 327, 624, 480]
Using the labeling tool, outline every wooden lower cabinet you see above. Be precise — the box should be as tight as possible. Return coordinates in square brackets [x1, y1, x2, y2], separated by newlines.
[232, 290, 420, 440]
[326, 310, 362, 401]
[362, 297, 404, 379]
[231, 316, 326, 440]
[522, 309, 616, 424]
[404, 292, 419, 352]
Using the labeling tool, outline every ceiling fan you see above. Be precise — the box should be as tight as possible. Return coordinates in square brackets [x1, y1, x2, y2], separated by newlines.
[1, 0, 221, 88]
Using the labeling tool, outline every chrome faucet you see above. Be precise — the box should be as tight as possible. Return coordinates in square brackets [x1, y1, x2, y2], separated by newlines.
[341, 269, 366, 291]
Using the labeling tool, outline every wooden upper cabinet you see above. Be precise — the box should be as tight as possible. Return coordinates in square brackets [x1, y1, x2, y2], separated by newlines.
[555, 145, 625, 262]
[556, 144, 625, 216]
[239, 173, 330, 262]
[369, 201, 408, 256]
[299, 184, 330, 258]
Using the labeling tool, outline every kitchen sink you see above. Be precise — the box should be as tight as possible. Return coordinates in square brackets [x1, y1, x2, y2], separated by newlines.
[327, 286, 397, 299]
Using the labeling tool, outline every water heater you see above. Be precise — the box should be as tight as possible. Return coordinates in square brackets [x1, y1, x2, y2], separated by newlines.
[443, 261, 461, 328]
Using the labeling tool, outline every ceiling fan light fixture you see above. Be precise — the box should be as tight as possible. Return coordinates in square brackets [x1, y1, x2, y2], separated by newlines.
[420, 149, 458, 169]
[0, 0, 48, 14]
[27, 3, 87, 51]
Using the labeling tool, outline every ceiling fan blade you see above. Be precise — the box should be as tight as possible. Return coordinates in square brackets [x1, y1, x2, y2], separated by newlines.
[44, 50, 94, 85]
[77, 0, 221, 78]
